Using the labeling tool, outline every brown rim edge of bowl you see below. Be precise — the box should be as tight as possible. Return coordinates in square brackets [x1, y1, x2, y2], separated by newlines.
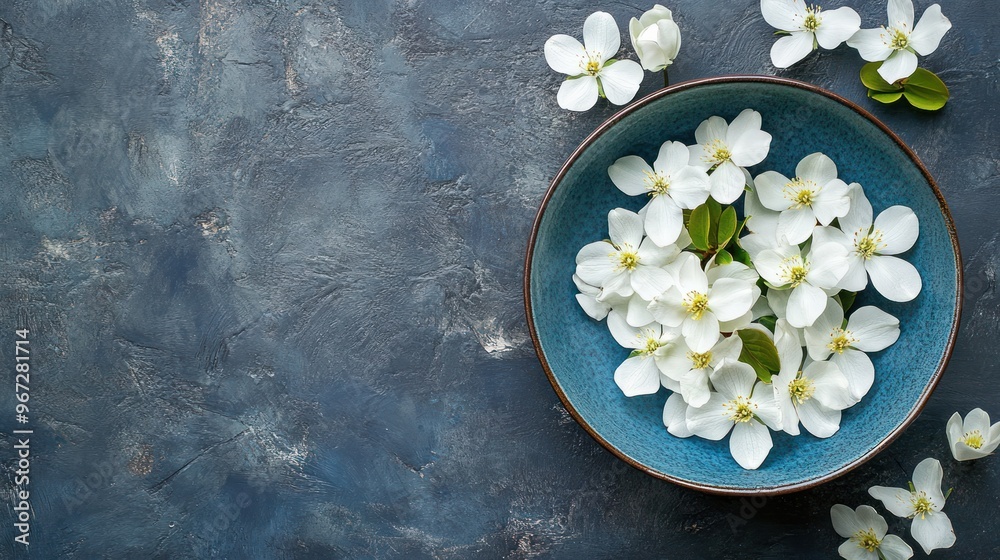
[522, 75, 964, 497]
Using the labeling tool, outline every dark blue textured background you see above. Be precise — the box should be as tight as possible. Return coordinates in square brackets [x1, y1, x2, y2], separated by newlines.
[0, 1, 995, 558]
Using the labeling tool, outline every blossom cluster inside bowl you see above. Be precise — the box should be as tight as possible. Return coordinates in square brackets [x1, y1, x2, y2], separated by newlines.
[573, 109, 922, 470]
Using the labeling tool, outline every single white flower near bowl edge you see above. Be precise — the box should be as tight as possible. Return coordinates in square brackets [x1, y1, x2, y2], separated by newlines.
[629, 4, 682, 72]
[830, 504, 914, 560]
[869, 457, 956, 555]
[544, 12, 644, 111]
[761, 0, 861, 68]
[947, 408, 1000, 461]
[846, 0, 952, 84]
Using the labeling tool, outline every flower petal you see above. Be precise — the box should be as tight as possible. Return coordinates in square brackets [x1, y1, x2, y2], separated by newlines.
[874, 206, 919, 255]
[683, 313, 720, 353]
[866, 255, 922, 302]
[751, 388, 783, 431]
[754, 171, 792, 212]
[761, 0, 805, 30]
[887, 0, 914, 29]
[608, 208, 645, 248]
[557, 76, 600, 111]
[608, 155, 654, 196]
[909, 3, 951, 56]
[786, 282, 829, 328]
[614, 355, 662, 396]
[879, 534, 914, 560]
[847, 28, 892, 62]
[911, 512, 956, 555]
[653, 140, 691, 175]
[708, 278, 755, 322]
[837, 540, 878, 560]
[575, 293, 611, 321]
[644, 195, 684, 247]
[583, 11, 621, 62]
[856, 504, 890, 540]
[913, 457, 946, 506]
[677, 368, 713, 408]
[730, 420, 773, 470]
[709, 160, 747, 204]
[814, 7, 861, 49]
[946, 411, 963, 457]
[599, 59, 643, 105]
[770, 30, 815, 68]
[663, 392, 693, 437]
[832, 348, 875, 400]
[840, 182, 873, 235]
[631, 265, 674, 300]
[848, 306, 900, 352]
[544, 34, 585, 75]
[648, 288, 687, 327]
[806, 360, 856, 410]
[796, 152, 838, 186]
[812, 179, 850, 225]
[878, 48, 918, 84]
[710, 360, 757, 399]
[607, 309, 642, 348]
[804, 301, 843, 361]
[694, 115, 728, 146]
[668, 168, 711, 209]
[806, 242, 849, 289]
[626, 293, 656, 326]
[868, 485, 915, 519]
[686, 393, 733, 440]
[778, 207, 817, 245]
[797, 399, 842, 438]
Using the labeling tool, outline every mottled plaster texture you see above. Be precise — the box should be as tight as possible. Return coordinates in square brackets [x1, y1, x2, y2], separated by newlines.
[0, 0, 996, 558]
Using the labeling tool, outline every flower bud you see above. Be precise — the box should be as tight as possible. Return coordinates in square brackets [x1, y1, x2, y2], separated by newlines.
[629, 5, 682, 72]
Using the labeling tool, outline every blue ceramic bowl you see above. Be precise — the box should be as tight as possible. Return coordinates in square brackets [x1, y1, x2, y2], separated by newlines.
[524, 76, 962, 495]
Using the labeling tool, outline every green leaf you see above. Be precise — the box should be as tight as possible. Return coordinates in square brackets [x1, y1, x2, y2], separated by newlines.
[707, 198, 722, 247]
[838, 290, 857, 312]
[869, 90, 903, 104]
[757, 316, 777, 333]
[715, 248, 733, 265]
[717, 206, 738, 248]
[737, 328, 781, 373]
[860, 62, 902, 92]
[627, 349, 642, 359]
[902, 68, 949, 110]
[739, 351, 772, 384]
[731, 244, 752, 267]
[734, 216, 749, 242]
[688, 204, 711, 252]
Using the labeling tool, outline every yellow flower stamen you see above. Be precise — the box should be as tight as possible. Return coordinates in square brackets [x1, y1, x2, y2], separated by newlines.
[645, 170, 670, 196]
[788, 374, 815, 404]
[854, 229, 884, 260]
[803, 5, 822, 32]
[683, 291, 710, 320]
[783, 178, 819, 209]
[688, 351, 712, 370]
[911, 492, 934, 519]
[642, 336, 661, 355]
[779, 256, 809, 287]
[851, 528, 881, 552]
[724, 396, 755, 423]
[618, 249, 640, 271]
[962, 430, 985, 449]
[889, 28, 909, 50]
[703, 139, 731, 164]
[827, 328, 857, 354]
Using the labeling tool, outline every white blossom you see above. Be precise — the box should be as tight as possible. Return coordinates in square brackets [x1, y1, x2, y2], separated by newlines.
[947, 408, 1000, 461]
[656, 334, 742, 407]
[606, 311, 677, 396]
[846, 0, 952, 84]
[772, 319, 857, 437]
[830, 504, 914, 560]
[608, 141, 710, 246]
[869, 458, 956, 555]
[688, 110, 773, 204]
[648, 253, 757, 352]
[754, 238, 848, 328]
[753, 152, 851, 245]
[686, 360, 783, 469]
[629, 4, 682, 72]
[544, 12, 644, 111]
[575, 208, 677, 300]
[804, 304, 899, 400]
[820, 183, 922, 302]
[761, 0, 861, 68]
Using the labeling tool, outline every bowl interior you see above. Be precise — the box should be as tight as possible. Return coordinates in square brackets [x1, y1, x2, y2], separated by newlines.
[528, 79, 959, 493]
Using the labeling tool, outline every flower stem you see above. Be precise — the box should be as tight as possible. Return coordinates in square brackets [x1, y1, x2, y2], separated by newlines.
[662, 68, 669, 88]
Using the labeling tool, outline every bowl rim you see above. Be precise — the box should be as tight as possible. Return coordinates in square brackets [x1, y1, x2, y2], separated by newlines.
[522, 75, 964, 496]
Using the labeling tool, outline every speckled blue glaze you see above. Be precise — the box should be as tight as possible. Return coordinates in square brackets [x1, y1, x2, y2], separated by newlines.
[528, 78, 960, 493]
